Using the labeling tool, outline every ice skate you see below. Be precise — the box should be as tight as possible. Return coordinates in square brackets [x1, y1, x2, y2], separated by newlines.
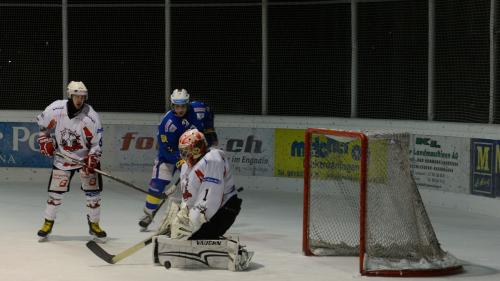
[87, 215, 107, 243]
[138, 208, 155, 231]
[37, 219, 54, 242]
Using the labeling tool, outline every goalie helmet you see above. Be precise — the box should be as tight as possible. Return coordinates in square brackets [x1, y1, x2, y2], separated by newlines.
[67, 81, 88, 99]
[179, 129, 208, 167]
[170, 89, 190, 105]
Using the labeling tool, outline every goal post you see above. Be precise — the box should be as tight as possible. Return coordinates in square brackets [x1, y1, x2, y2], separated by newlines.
[303, 128, 463, 277]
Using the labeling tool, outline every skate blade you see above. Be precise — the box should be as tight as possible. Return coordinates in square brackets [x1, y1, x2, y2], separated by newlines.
[91, 235, 107, 244]
[38, 236, 49, 242]
[139, 226, 149, 232]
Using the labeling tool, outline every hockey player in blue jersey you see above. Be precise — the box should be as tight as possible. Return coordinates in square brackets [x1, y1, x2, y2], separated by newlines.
[138, 89, 218, 229]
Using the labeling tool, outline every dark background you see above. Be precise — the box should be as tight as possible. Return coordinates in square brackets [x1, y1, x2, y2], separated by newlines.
[0, 0, 495, 123]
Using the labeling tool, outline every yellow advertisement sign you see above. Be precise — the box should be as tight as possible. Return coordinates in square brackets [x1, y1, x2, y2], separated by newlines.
[274, 129, 387, 182]
[275, 129, 306, 178]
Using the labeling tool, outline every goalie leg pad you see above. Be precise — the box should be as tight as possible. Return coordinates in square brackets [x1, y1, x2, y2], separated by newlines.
[153, 236, 253, 271]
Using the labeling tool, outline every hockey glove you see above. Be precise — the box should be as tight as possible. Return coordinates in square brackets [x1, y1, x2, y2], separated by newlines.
[176, 159, 186, 169]
[83, 154, 99, 174]
[37, 134, 55, 157]
[171, 205, 192, 240]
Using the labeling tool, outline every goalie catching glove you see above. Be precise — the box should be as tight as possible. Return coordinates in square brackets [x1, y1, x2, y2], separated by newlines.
[170, 204, 206, 240]
[38, 133, 55, 157]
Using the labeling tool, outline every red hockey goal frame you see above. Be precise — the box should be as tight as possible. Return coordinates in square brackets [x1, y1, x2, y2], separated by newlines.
[302, 128, 463, 277]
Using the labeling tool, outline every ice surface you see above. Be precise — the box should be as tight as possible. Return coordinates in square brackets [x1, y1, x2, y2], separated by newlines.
[0, 179, 499, 281]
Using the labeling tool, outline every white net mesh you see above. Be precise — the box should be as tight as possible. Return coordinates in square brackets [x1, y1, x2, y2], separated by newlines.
[305, 130, 461, 274]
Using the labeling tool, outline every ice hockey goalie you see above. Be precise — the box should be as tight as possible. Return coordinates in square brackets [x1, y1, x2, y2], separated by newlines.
[152, 129, 253, 271]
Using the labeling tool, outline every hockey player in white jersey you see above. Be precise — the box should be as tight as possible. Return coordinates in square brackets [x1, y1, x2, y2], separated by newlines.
[35, 81, 107, 242]
[153, 129, 252, 271]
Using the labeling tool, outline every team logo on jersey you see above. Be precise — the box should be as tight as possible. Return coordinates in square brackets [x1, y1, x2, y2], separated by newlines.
[60, 128, 83, 152]
[161, 134, 168, 143]
[196, 113, 205, 120]
[182, 119, 190, 127]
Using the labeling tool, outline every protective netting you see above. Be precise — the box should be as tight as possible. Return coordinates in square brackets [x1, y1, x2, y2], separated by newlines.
[305, 130, 461, 274]
[357, 0, 428, 120]
[68, 6, 165, 113]
[434, 0, 490, 123]
[170, 4, 261, 115]
[268, 2, 351, 117]
[0, 6, 62, 110]
[0, 0, 497, 123]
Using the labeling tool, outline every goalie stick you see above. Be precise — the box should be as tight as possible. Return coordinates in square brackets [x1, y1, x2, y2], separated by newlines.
[55, 152, 167, 200]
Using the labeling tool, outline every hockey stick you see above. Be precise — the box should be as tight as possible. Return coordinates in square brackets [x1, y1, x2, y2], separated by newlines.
[87, 191, 180, 264]
[55, 152, 167, 200]
[87, 227, 169, 264]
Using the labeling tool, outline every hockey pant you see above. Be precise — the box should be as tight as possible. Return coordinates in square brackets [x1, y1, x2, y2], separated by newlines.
[43, 166, 103, 223]
[189, 195, 242, 240]
[145, 161, 175, 211]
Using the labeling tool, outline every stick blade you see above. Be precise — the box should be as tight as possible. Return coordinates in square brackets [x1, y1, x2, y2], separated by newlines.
[86, 240, 116, 264]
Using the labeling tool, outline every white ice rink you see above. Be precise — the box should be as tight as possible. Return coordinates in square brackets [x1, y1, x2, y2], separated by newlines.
[1, 178, 499, 281]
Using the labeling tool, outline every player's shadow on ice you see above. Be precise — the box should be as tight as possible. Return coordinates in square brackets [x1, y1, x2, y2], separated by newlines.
[90, 261, 265, 271]
[47, 235, 118, 242]
[459, 261, 499, 277]
[245, 261, 265, 271]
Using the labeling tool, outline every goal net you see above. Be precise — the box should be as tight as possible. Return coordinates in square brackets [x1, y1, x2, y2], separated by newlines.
[302, 128, 462, 277]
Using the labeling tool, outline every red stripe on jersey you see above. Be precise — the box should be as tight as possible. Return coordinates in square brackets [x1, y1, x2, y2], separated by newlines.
[83, 127, 93, 144]
[195, 169, 204, 183]
[47, 119, 57, 129]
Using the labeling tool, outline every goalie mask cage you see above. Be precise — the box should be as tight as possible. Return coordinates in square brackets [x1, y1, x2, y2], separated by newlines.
[302, 128, 463, 277]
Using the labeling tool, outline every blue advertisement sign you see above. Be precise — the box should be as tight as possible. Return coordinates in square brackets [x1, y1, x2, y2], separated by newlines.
[0, 122, 52, 167]
[470, 138, 498, 197]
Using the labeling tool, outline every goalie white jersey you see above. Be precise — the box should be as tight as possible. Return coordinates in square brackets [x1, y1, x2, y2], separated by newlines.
[36, 100, 103, 170]
[179, 148, 237, 232]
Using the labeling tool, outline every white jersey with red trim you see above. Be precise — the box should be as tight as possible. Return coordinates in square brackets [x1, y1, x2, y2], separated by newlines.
[36, 100, 103, 170]
[179, 148, 237, 229]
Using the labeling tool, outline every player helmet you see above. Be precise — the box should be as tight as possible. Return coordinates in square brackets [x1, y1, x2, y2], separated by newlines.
[170, 89, 190, 105]
[67, 81, 88, 99]
[179, 129, 208, 167]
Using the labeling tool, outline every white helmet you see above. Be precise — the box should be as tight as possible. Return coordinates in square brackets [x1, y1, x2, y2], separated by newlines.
[67, 81, 88, 99]
[170, 89, 189, 105]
